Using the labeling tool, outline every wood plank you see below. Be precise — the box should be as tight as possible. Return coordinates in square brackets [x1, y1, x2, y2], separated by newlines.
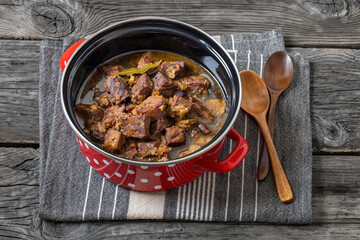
[1, 0, 360, 47]
[37, 223, 360, 239]
[1, 40, 360, 153]
[0, 148, 359, 239]
[288, 48, 360, 153]
[312, 155, 360, 223]
[0, 40, 40, 144]
[0, 148, 39, 240]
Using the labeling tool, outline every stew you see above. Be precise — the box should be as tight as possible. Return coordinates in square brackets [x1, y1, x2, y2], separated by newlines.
[75, 51, 227, 161]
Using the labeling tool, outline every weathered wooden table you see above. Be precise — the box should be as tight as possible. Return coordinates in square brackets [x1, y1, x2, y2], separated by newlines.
[1, 1, 359, 239]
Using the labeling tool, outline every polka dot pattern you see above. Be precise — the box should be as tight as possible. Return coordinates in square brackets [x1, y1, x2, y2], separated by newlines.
[76, 136, 207, 191]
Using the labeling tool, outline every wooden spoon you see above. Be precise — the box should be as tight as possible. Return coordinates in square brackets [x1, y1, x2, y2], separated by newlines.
[257, 51, 294, 180]
[240, 70, 293, 204]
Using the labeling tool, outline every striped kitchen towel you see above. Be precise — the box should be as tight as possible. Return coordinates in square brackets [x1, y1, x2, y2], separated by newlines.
[39, 28, 312, 223]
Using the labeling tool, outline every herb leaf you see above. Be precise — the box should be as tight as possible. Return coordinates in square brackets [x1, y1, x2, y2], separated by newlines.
[114, 60, 162, 76]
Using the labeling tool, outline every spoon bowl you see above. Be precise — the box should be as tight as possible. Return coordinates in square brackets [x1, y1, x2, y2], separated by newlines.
[263, 51, 293, 92]
[240, 70, 269, 115]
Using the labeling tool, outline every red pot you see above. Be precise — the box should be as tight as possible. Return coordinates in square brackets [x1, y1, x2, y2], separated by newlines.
[60, 17, 248, 191]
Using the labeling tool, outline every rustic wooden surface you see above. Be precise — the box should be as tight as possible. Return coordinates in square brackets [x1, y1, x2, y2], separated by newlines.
[0, 0, 359, 239]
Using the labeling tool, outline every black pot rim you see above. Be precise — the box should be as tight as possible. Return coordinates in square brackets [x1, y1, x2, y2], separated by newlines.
[60, 16, 242, 166]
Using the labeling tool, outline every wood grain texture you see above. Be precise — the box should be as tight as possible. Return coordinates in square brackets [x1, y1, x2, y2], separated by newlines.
[35, 223, 360, 240]
[1, 0, 359, 238]
[0, 0, 360, 47]
[0, 148, 39, 240]
[288, 48, 360, 153]
[0, 40, 40, 144]
[1, 40, 360, 153]
[0, 148, 359, 239]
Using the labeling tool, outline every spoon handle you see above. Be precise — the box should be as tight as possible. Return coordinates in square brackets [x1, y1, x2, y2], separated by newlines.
[257, 114, 293, 204]
[257, 93, 279, 180]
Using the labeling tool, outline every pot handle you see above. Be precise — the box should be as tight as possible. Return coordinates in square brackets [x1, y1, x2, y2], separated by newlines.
[194, 128, 249, 173]
[59, 40, 85, 71]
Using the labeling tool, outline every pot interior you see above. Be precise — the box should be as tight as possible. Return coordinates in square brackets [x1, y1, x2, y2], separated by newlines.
[62, 18, 241, 164]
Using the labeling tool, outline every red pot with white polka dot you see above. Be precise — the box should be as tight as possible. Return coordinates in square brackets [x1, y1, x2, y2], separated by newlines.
[75, 128, 247, 191]
[60, 17, 248, 191]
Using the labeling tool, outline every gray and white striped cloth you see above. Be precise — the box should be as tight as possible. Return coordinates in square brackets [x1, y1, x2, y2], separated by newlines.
[39, 29, 312, 223]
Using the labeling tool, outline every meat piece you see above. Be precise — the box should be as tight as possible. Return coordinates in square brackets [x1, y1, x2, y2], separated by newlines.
[160, 61, 185, 79]
[198, 123, 212, 135]
[104, 129, 125, 152]
[206, 99, 226, 116]
[180, 76, 211, 94]
[155, 118, 173, 135]
[174, 89, 185, 97]
[137, 142, 159, 157]
[152, 72, 176, 97]
[179, 144, 201, 158]
[94, 92, 115, 107]
[125, 103, 136, 112]
[104, 75, 130, 104]
[121, 115, 151, 139]
[176, 119, 198, 130]
[83, 122, 107, 142]
[97, 65, 122, 76]
[123, 144, 138, 160]
[132, 96, 166, 121]
[137, 54, 159, 75]
[137, 55, 152, 68]
[165, 127, 186, 147]
[131, 74, 153, 104]
[75, 104, 104, 123]
[113, 114, 129, 131]
[192, 102, 214, 123]
[168, 96, 193, 119]
[102, 105, 126, 128]
[189, 98, 214, 123]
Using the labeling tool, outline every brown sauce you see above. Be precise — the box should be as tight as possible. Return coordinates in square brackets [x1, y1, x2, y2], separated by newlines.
[75, 51, 228, 161]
